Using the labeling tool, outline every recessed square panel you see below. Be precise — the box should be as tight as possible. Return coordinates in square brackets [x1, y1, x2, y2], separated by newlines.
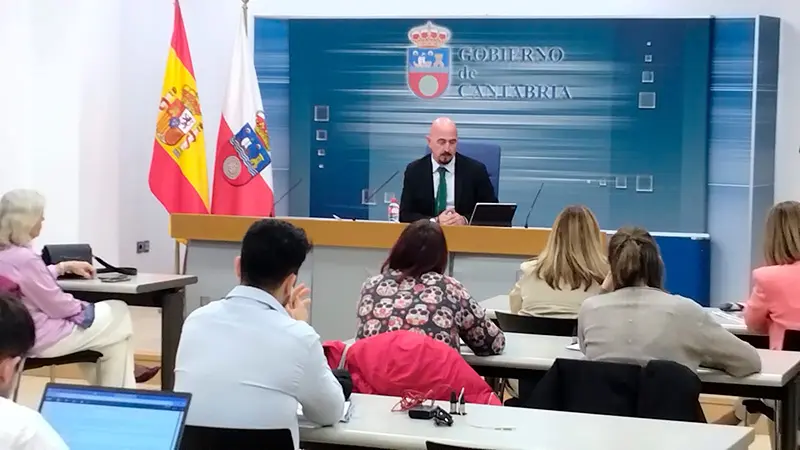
[598, 179, 607, 187]
[315, 129, 328, 141]
[636, 175, 654, 193]
[615, 176, 627, 189]
[361, 188, 376, 205]
[641, 71, 654, 83]
[383, 192, 396, 204]
[644, 54, 653, 63]
[317, 149, 326, 157]
[314, 105, 330, 122]
[638, 92, 656, 109]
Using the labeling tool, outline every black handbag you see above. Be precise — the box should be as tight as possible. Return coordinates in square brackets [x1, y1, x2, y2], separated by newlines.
[41, 244, 137, 278]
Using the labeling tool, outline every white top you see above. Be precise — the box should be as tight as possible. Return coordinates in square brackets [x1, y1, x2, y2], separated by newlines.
[173, 285, 345, 449]
[0, 397, 67, 450]
[431, 154, 455, 208]
[460, 333, 800, 387]
[301, 394, 753, 450]
[481, 295, 753, 335]
[57, 273, 197, 294]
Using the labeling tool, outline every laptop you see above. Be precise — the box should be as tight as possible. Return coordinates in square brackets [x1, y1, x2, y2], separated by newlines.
[469, 202, 517, 227]
[39, 383, 191, 450]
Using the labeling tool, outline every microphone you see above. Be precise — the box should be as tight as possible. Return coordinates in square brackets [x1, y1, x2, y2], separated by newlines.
[362, 170, 401, 205]
[332, 171, 402, 221]
[271, 178, 303, 217]
[523, 183, 545, 229]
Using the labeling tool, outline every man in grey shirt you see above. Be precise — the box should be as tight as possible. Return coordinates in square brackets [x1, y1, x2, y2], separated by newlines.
[174, 220, 346, 448]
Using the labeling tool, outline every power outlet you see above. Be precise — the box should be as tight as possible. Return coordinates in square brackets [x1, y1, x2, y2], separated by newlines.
[136, 240, 150, 254]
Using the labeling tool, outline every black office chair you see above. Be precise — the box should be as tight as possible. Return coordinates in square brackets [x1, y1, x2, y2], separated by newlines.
[180, 426, 293, 450]
[12, 351, 102, 401]
[742, 329, 800, 424]
[426, 442, 493, 450]
[494, 311, 577, 402]
[494, 311, 576, 336]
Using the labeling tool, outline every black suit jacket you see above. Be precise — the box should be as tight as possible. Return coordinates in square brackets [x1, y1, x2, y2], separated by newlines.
[523, 358, 704, 423]
[399, 153, 497, 223]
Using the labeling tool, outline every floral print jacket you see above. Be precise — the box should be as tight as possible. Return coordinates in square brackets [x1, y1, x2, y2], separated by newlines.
[355, 270, 505, 356]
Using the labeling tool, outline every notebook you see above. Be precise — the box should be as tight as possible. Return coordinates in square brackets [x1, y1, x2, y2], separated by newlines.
[297, 401, 352, 428]
[39, 383, 191, 450]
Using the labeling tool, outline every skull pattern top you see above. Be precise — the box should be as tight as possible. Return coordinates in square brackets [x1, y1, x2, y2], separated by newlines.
[355, 269, 505, 356]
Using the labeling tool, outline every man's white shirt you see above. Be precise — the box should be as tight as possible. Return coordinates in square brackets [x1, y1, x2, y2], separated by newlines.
[174, 285, 345, 449]
[0, 396, 68, 450]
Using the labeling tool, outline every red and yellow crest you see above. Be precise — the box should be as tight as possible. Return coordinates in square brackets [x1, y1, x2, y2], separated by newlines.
[255, 111, 270, 150]
[155, 85, 204, 157]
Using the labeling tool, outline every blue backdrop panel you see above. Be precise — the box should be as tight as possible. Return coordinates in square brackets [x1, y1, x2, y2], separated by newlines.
[287, 18, 711, 232]
[656, 235, 711, 306]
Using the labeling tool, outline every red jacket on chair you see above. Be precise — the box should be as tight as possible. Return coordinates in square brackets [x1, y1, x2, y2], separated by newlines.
[322, 331, 501, 405]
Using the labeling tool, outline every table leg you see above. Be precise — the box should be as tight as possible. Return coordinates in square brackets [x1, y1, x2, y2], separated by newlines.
[776, 377, 798, 450]
[160, 289, 185, 391]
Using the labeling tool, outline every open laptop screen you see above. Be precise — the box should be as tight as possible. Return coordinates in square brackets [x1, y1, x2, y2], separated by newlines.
[39, 383, 191, 450]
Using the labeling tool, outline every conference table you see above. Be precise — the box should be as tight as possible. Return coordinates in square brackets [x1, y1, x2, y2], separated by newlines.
[58, 273, 198, 390]
[461, 332, 800, 450]
[300, 393, 755, 450]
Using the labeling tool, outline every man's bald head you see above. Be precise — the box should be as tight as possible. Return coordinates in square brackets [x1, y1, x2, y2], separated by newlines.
[427, 117, 458, 164]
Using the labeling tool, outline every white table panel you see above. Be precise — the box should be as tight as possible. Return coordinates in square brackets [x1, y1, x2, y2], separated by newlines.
[58, 273, 197, 294]
[461, 333, 800, 387]
[480, 295, 752, 335]
[300, 394, 753, 450]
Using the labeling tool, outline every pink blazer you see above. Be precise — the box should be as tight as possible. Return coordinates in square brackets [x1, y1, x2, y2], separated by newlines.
[744, 262, 800, 350]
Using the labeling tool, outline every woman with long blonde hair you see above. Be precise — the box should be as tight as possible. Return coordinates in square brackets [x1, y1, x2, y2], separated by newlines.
[744, 201, 800, 349]
[509, 205, 608, 318]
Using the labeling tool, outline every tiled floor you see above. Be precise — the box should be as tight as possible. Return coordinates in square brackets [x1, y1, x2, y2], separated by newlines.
[130, 306, 161, 355]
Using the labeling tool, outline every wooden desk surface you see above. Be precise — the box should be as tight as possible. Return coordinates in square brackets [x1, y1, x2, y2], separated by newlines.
[170, 214, 551, 256]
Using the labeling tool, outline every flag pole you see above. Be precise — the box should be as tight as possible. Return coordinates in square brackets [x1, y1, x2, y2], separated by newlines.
[242, 0, 249, 36]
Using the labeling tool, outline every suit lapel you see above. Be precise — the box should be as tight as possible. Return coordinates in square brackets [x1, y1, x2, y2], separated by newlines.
[454, 155, 465, 212]
[422, 157, 435, 213]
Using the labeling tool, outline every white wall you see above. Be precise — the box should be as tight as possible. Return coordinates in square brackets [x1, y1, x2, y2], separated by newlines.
[0, 0, 119, 260]
[2, 0, 798, 288]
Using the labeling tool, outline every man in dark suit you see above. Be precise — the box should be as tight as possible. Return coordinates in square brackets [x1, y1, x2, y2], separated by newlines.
[399, 118, 497, 225]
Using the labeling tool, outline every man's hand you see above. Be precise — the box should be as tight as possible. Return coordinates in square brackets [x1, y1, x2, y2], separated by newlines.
[286, 283, 311, 322]
[58, 261, 96, 279]
[437, 209, 466, 226]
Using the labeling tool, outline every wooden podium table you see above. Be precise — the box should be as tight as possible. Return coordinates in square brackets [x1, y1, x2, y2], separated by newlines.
[170, 214, 550, 340]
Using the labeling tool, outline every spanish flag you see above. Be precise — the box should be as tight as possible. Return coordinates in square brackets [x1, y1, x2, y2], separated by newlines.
[148, 0, 209, 214]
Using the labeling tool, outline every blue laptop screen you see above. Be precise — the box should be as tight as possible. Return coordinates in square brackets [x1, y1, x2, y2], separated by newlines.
[39, 385, 189, 450]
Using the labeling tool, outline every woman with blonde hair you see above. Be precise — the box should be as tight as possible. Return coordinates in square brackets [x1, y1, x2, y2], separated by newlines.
[578, 226, 760, 377]
[509, 204, 607, 318]
[744, 201, 800, 349]
[0, 189, 138, 388]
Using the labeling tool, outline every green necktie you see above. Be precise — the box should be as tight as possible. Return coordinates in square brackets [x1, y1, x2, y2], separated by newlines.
[435, 166, 448, 215]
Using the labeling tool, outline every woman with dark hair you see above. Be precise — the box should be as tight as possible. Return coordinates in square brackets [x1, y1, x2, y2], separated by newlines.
[577, 226, 761, 377]
[355, 220, 505, 356]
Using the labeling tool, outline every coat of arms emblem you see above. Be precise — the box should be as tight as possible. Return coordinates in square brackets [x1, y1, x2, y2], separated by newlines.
[406, 21, 452, 99]
[222, 111, 272, 186]
[155, 85, 203, 157]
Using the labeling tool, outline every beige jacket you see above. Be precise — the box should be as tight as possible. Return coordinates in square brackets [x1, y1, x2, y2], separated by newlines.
[509, 260, 603, 319]
[578, 287, 762, 377]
